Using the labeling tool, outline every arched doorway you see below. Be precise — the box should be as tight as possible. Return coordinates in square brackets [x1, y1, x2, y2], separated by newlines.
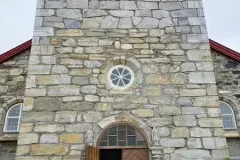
[86, 123, 149, 160]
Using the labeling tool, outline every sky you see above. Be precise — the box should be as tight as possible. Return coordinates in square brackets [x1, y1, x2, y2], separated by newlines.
[0, 0, 240, 53]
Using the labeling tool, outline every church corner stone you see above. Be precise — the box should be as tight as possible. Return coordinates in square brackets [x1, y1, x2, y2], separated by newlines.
[16, 0, 229, 159]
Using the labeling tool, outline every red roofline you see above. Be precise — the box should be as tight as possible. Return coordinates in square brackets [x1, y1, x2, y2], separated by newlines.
[209, 39, 240, 62]
[0, 40, 32, 63]
[0, 39, 239, 64]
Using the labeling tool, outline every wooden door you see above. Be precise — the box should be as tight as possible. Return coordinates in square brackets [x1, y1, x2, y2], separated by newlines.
[122, 149, 148, 160]
[86, 146, 99, 160]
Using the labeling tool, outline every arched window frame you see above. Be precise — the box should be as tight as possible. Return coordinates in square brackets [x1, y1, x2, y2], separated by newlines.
[97, 123, 148, 149]
[220, 101, 237, 130]
[3, 103, 23, 133]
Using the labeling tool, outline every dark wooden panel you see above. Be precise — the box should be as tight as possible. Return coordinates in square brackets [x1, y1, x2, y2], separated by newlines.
[86, 146, 99, 160]
[122, 149, 148, 160]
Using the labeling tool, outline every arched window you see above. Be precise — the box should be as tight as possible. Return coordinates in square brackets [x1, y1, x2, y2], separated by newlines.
[98, 124, 147, 149]
[220, 101, 237, 130]
[4, 103, 23, 133]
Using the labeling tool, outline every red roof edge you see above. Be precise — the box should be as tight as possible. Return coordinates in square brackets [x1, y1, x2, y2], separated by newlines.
[209, 39, 240, 62]
[0, 40, 32, 63]
[0, 39, 239, 64]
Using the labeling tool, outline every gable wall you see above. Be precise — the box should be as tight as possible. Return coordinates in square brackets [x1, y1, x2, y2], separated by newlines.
[0, 44, 239, 159]
[0, 49, 30, 160]
[212, 50, 240, 158]
[0, 47, 239, 159]
[212, 51, 240, 129]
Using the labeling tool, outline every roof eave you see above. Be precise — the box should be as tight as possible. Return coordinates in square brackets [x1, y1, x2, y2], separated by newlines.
[0, 40, 32, 63]
[209, 39, 240, 62]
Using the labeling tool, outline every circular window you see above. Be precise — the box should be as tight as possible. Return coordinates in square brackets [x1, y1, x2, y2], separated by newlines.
[107, 65, 134, 89]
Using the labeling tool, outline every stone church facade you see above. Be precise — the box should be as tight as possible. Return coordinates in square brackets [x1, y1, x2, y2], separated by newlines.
[0, 0, 240, 159]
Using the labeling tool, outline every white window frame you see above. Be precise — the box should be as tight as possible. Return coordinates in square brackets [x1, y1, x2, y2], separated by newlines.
[3, 103, 23, 133]
[220, 101, 237, 130]
[107, 65, 135, 90]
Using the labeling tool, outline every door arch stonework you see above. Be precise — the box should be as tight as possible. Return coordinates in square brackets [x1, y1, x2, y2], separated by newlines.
[97, 123, 148, 149]
[86, 114, 152, 147]
[92, 121, 150, 160]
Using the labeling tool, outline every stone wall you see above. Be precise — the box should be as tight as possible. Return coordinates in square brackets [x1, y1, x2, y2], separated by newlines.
[17, 0, 229, 159]
[0, 50, 30, 160]
[212, 51, 240, 158]
[227, 138, 240, 158]
[212, 51, 240, 130]
[0, 141, 17, 160]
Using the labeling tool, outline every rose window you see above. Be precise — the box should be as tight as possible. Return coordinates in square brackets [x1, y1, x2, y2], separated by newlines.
[107, 65, 134, 89]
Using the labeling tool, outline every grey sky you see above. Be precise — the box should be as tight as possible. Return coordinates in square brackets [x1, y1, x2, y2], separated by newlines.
[1, 0, 240, 53]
